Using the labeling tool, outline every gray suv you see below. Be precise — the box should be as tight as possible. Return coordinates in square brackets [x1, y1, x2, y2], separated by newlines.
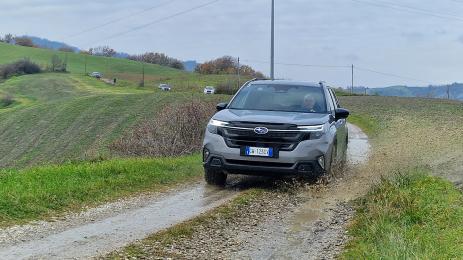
[202, 80, 350, 185]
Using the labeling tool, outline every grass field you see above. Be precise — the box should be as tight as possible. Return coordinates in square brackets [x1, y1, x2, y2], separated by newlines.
[342, 168, 463, 259]
[339, 96, 463, 259]
[0, 154, 203, 226]
[0, 73, 229, 168]
[0, 42, 241, 168]
[0, 43, 246, 92]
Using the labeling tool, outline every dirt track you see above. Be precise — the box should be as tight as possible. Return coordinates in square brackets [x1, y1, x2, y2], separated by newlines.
[107, 124, 372, 260]
[0, 124, 370, 260]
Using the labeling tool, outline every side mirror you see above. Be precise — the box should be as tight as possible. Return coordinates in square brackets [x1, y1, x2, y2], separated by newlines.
[216, 103, 228, 111]
[335, 108, 350, 120]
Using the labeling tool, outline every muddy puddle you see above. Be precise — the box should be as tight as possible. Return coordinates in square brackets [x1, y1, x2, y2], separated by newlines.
[232, 123, 371, 259]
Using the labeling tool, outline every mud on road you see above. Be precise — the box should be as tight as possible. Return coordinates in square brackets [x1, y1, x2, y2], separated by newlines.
[108, 124, 372, 260]
[0, 124, 370, 260]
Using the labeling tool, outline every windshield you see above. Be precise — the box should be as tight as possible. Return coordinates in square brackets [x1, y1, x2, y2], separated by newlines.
[228, 84, 327, 113]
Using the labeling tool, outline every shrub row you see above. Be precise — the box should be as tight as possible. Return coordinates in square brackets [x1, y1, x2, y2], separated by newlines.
[110, 100, 216, 157]
[0, 59, 41, 79]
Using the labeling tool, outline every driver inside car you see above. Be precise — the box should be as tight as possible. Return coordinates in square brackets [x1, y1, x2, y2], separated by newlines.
[303, 94, 318, 112]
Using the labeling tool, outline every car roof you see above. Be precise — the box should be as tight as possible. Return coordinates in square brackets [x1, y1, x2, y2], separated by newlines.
[250, 80, 323, 88]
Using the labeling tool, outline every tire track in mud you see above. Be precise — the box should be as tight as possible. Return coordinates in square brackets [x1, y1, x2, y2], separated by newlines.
[228, 123, 371, 259]
[106, 124, 371, 260]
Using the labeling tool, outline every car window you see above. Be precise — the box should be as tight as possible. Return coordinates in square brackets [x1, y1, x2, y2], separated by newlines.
[328, 89, 338, 110]
[326, 89, 336, 111]
[330, 89, 341, 107]
[229, 84, 327, 113]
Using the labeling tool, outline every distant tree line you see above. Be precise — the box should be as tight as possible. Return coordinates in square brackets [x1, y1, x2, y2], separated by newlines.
[127, 52, 184, 70]
[0, 33, 36, 47]
[1, 34, 263, 75]
[195, 56, 265, 78]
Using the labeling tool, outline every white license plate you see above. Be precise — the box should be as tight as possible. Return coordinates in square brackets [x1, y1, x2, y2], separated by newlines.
[245, 147, 273, 157]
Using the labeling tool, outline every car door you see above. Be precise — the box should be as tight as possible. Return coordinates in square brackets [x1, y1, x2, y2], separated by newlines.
[327, 88, 347, 160]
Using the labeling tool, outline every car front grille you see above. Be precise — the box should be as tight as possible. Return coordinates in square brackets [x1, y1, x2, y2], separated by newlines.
[219, 122, 309, 151]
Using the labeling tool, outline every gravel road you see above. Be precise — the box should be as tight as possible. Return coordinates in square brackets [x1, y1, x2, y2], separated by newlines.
[0, 184, 239, 259]
[108, 123, 371, 259]
[0, 124, 370, 259]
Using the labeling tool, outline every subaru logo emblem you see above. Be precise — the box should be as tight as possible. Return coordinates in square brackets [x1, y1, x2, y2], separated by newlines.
[254, 127, 269, 135]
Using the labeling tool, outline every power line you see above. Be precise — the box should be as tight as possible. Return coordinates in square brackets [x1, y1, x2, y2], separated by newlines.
[243, 59, 350, 68]
[85, 0, 220, 46]
[354, 66, 428, 84]
[65, 0, 178, 40]
[243, 59, 428, 84]
[351, 0, 463, 23]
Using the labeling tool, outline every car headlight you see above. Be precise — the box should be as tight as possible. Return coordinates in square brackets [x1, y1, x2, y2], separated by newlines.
[207, 119, 229, 134]
[298, 124, 325, 139]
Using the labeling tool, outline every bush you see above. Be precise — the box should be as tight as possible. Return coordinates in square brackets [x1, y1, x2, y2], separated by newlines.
[0, 94, 14, 108]
[215, 83, 239, 95]
[0, 59, 41, 79]
[109, 100, 216, 157]
[48, 55, 67, 72]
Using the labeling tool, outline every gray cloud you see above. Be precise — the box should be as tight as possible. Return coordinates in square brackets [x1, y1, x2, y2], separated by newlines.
[1, 0, 463, 87]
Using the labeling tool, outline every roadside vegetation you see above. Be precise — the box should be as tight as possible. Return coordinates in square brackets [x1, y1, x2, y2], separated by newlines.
[342, 168, 463, 259]
[0, 155, 202, 226]
[0, 58, 41, 79]
[338, 96, 463, 259]
[110, 100, 215, 157]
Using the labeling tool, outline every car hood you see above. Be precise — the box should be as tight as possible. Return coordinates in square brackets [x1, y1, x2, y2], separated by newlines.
[213, 109, 330, 125]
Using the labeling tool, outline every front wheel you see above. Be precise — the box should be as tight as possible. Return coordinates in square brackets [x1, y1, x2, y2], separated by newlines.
[204, 168, 227, 186]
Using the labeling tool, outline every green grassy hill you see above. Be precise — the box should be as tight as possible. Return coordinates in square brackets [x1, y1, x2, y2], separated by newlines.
[0, 43, 244, 168]
[0, 43, 243, 91]
[0, 73, 213, 168]
[0, 42, 183, 78]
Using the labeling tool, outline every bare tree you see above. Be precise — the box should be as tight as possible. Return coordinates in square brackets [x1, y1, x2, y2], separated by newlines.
[4, 34, 14, 44]
[91, 46, 116, 57]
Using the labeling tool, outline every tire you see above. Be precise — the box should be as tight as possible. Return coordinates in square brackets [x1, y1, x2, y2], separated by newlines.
[340, 135, 348, 166]
[204, 168, 227, 186]
[317, 146, 336, 184]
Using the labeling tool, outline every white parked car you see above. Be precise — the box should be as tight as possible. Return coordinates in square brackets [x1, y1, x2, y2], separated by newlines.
[89, 72, 102, 79]
[158, 84, 171, 91]
[203, 86, 216, 94]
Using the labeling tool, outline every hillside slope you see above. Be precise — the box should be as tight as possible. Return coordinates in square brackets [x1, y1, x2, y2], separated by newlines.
[0, 73, 222, 168]
[0, 43, 243, 91]
[0, 42, 184, 79]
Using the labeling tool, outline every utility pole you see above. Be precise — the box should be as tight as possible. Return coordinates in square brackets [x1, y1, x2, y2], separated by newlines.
[141, 62, 145, 87]
[270, 0, 275, 80]
[237, 57, 241, 87]
[84, 55, 87, 75]
[351, 64, 354, 94]
[447, 85, 450, 100]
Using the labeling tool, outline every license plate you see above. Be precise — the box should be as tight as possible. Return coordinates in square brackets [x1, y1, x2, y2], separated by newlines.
[244, 147, 273, 157]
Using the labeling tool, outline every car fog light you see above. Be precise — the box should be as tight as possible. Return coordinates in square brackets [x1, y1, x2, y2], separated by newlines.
[203, 148, 210, 162]
[318, 156, 325, 169]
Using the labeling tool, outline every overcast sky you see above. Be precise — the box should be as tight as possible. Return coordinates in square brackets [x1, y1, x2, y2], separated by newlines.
[2, 0, 463, 87]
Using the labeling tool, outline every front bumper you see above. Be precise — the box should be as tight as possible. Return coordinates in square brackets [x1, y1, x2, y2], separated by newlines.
[203, 154, 324, 177]
[202, 131, 331, 177]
